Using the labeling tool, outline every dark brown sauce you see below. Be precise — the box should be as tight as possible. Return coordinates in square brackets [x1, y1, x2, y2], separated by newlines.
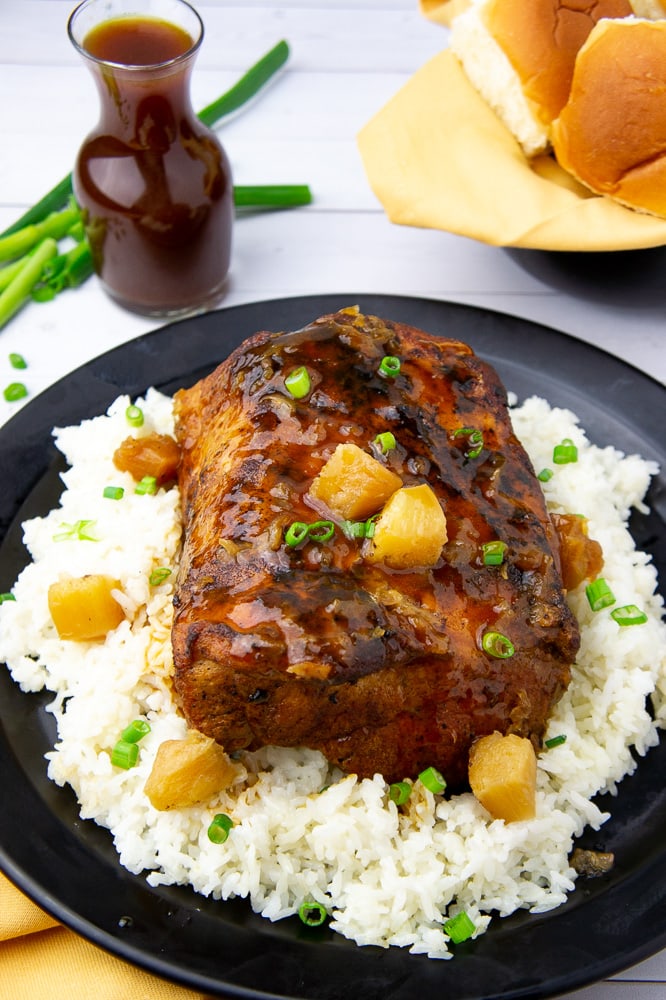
[74, 15, 233, 314]
[84, 15, 193, 65]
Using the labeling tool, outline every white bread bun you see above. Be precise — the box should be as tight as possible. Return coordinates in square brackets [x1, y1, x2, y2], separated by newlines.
[552, 17, 666, 218]
[450, 0, 632, 157]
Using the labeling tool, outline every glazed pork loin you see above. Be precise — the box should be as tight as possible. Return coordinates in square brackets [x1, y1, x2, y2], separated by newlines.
[171, 308, 579, 787]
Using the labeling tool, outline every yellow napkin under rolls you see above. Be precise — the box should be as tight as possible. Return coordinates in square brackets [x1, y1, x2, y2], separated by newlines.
[358, 27, 666, 250]
[0, 872, 211, 1000]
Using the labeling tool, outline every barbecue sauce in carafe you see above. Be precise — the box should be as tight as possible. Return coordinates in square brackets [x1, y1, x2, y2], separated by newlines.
[72, 12, 233, 315]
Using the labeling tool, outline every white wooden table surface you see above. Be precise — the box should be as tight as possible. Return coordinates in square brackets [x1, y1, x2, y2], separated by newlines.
[0, 2, 664, 998]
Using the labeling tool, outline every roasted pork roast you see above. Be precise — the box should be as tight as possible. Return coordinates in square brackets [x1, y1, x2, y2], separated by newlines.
[171, 308, 579, 786]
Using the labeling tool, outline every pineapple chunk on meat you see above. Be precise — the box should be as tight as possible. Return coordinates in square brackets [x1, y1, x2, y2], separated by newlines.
[365, 483, 448, 570]
[309, 442, 402, 520]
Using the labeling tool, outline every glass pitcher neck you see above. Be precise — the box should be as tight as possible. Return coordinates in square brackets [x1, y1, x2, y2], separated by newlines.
[69, 0, 203, 137]
[68, 0, 204, 70]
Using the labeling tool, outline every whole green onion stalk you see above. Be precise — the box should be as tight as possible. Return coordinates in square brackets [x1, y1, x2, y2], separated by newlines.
[0, 238, 58, 330]
[0, 39, 312, 331]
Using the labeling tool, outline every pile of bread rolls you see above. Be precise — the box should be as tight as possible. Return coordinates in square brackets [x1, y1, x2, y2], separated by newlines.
[449, 0, 666, 218]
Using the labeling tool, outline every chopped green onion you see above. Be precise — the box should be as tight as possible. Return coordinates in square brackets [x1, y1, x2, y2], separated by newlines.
[444, 910, 475, 944]
[553, 438, 578, 465]
[418, 766, 447, 795]
[537, 468, 554, 482]
[0, 592, 16, 603]
[341, 515, 378, 540]
[544, 734, 567, 749]
[285, 521, 310, 547]
[3, 382, 28, 402]
[53, 519, 98, 542]
[482, 540, 507, 566]
[111, 739, 139, 769]
[585, 578, 616, 612]
[135, 476, 158, 495]
[149, 567, 173, 587]
[120, 719, 151, 743]
[364, 515, 379, 538]
[610, 604, 648, 627]
[341, 519, 367, 539]
[207, 813, 234, 844]
[284, 366, 311, 399]
[125, 404, 144, 427]
[374, 431, 396, 454]
[453, 427, 484, 459]
[103, 485, 124, 500]
[379, 355, 401, 378]
[306, 520, 335, 543]
[8, 352, 27, 370]
[285, 520, 335, 546]
[481, 630, 515, 658]
[388, 781, 412, 805]
[297, 900, 327, 926]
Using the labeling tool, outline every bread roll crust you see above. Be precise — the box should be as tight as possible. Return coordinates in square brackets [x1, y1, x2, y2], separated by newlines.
[451, 0, 632, 157]
[552, 18, 666, 217]
[483, 0, 632, 126]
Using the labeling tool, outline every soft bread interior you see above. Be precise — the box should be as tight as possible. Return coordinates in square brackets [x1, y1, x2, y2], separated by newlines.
[450, 2, 550, 156]
[628, 0, 666, 16]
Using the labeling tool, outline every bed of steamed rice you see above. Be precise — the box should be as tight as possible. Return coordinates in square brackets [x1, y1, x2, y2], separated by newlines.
[0, 388, 665, 960]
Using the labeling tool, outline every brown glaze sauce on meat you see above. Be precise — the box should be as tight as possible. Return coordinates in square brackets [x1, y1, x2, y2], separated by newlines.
[171, 309, 580, 786]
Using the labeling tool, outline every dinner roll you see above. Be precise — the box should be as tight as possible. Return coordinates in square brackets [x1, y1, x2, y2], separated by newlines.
[552, 18, 666, 218]
[450, 0, 632, 157]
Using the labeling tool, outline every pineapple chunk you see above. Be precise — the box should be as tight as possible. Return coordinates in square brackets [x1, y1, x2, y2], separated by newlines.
[48, 574, 125, 641]
[365, 484, 447, 569]
[468, 732, 537, 822]
[144, 730, 238, 810]
[309, 442, 402, 520]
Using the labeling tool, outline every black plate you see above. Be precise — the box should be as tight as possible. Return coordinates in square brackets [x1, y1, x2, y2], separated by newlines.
[1, 294, 665, 1000]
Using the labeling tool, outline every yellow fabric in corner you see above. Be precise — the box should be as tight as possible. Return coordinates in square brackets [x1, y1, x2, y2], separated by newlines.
[357, 45, 666, 250]
[0, 873, 212, 1000]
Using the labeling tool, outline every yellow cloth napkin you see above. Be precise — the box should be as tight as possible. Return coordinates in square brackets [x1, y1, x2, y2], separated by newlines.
[358, 38, 666, 250]
[0, 872, 212, 1000]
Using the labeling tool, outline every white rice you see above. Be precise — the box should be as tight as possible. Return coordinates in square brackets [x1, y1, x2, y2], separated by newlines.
[0, 389, 665, 960]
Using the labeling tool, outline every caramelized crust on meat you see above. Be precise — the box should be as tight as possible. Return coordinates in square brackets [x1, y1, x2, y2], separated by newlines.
[172, 308, 579, 786]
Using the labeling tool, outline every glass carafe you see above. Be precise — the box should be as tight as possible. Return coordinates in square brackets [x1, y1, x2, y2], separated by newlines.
[68, 0, 233, 316]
